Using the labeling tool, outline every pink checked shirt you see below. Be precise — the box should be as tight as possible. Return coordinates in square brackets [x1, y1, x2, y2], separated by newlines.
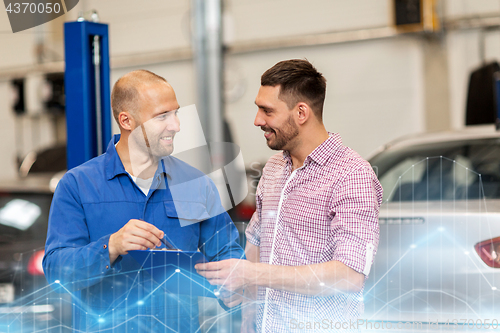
[246, 133, 383, 332]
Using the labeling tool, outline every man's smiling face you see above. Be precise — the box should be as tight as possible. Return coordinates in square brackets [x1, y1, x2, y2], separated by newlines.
[131, 82, 181, 158]
[254, 85, 299, 151]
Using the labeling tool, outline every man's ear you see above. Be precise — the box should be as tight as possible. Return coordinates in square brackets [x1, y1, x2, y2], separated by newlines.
[296, 102, 311, 125]
[118, 112, 135, 130]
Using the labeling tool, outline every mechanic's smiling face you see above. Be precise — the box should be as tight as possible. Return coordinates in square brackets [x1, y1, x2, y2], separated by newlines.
[131, 82, 180, 158]
[254, 85, 299, 151]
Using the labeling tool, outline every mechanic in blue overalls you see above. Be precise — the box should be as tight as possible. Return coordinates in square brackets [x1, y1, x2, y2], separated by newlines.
[43, 70, 244, 332]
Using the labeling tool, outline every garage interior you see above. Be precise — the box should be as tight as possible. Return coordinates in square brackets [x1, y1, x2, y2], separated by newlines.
[0, 0, 500, 332]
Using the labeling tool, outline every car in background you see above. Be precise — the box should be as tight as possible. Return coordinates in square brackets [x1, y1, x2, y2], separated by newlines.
[363, 125, 500, 330]
[0, 173, 71, 332]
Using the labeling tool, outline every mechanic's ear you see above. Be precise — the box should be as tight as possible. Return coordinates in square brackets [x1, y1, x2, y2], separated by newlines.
[119, 112, 135, 131]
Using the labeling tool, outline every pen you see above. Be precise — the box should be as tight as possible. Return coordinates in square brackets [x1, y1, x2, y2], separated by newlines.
[160, 234, 176, 250]
[138, 218, 177, 250]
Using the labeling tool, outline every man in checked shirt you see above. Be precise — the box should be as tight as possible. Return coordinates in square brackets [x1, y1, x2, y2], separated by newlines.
[196, 59, 383, 332]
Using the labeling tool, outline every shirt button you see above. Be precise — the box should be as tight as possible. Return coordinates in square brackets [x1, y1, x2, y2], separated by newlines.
[106, 265, 109, 269]
[103, 244, 107, 249]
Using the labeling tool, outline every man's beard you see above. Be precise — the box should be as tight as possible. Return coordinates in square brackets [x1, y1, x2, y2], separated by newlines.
[262, 114, 299, 151]
[130, 123, 175, 158]
[143, 126, 175, 158]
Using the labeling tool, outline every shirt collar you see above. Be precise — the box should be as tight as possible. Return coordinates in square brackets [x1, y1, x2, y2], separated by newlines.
[160, 156, 175, 179]
[282, 132, 342, 167]
[105, 134, 127, 180]
[104, 134, 170, 180]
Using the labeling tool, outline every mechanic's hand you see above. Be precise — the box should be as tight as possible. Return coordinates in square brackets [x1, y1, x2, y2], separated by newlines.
[108, 219, 163, 263]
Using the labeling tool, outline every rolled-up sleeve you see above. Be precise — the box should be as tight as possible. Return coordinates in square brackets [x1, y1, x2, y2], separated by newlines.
[42, 173, 121, 291]
[330, 165, 382, 277]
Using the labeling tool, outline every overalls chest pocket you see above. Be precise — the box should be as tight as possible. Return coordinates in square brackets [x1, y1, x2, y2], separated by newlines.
[164, 201, 209, 251]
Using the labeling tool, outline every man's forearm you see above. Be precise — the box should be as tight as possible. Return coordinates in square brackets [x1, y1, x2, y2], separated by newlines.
[196, 243, 365, 297]
[242, 242, 260, 300]
[248, 260, 364, 296]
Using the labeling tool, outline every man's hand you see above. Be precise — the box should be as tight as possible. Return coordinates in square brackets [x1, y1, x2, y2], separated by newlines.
[195, 259, 254, 293]
[108, 219, 164, 263]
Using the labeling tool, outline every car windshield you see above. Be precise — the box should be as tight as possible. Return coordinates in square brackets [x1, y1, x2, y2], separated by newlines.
[370, 137, 500, 202]
[0, 192, 52, 244]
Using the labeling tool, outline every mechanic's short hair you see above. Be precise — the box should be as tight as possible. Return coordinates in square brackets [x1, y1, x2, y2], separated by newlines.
[261, 59, 326, 120]
[111, 69, 168, 126]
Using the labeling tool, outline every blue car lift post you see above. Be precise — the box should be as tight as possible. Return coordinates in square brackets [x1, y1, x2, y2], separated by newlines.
[64, 20, 111, 169]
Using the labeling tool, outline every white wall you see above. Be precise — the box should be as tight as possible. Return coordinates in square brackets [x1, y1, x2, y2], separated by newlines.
[227, 0, 390, 42]
[444, 0, 500, 18]
[85, 0, 191, 56]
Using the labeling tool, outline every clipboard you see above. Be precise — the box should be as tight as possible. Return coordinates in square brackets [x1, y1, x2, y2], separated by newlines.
[129, 249, 217, 298]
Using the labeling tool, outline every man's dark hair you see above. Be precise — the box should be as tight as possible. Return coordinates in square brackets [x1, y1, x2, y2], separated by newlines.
[261, 59, 326, 119]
